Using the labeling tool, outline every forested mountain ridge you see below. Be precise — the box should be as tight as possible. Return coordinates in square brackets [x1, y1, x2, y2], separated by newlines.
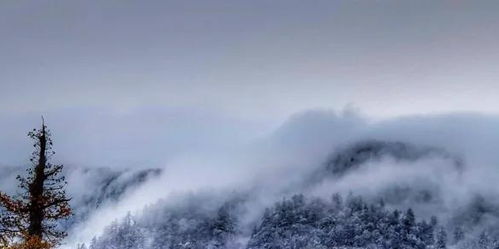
[83, 193, 456, 249]
[4, 132, 499, 249]
[325, 140, 463, 176]
[0, 166, 162, 230]
[78, 137, 499, 249]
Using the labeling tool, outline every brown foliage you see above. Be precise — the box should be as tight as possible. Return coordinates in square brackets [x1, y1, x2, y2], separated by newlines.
[0, 120, 71, 247]
[5, 236, 53, 249]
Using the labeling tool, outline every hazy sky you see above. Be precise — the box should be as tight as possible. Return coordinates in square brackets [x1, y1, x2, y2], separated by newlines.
[1, 0, 499, 122]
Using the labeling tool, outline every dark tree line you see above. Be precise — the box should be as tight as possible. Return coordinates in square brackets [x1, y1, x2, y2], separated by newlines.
[84, 193, 454, 249]
[247, 194, 443, 249]
[84, 198, 242, 249]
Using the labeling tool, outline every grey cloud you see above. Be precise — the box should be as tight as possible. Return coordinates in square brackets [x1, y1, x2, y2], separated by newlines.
[2, 0, 499, 120]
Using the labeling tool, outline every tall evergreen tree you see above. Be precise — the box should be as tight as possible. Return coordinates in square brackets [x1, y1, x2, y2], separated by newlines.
[435, 227, 447, 249]
[453, 226, 464, 244]
[0, 119, 71, 248]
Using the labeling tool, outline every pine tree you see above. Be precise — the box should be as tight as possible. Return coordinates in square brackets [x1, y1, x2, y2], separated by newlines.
[478, 232, 491, 249]
[211, 203, 237, 247]
[453, 226, 464, 244]
[435, 227, 447, 249]
[0, 119, 72, 247]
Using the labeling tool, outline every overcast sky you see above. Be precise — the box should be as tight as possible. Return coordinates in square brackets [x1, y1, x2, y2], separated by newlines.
[1, 0, 499, 167]
[2, 0, 499, 121]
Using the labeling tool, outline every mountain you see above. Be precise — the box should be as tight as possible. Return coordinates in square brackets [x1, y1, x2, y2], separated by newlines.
[78, 137, 499, 249]
[64, 167, 162, 227]
[325, 140, 463, 176]
[0, 165, 162, 230]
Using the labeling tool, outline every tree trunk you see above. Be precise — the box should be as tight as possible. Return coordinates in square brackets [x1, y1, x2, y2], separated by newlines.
[28, 124, 46, 238]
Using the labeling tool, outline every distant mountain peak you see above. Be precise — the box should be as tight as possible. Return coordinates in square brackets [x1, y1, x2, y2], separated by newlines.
[326, 139, 464, 176]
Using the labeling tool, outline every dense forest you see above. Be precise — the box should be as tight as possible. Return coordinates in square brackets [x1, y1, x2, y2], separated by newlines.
[83, 193, 499, 249]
